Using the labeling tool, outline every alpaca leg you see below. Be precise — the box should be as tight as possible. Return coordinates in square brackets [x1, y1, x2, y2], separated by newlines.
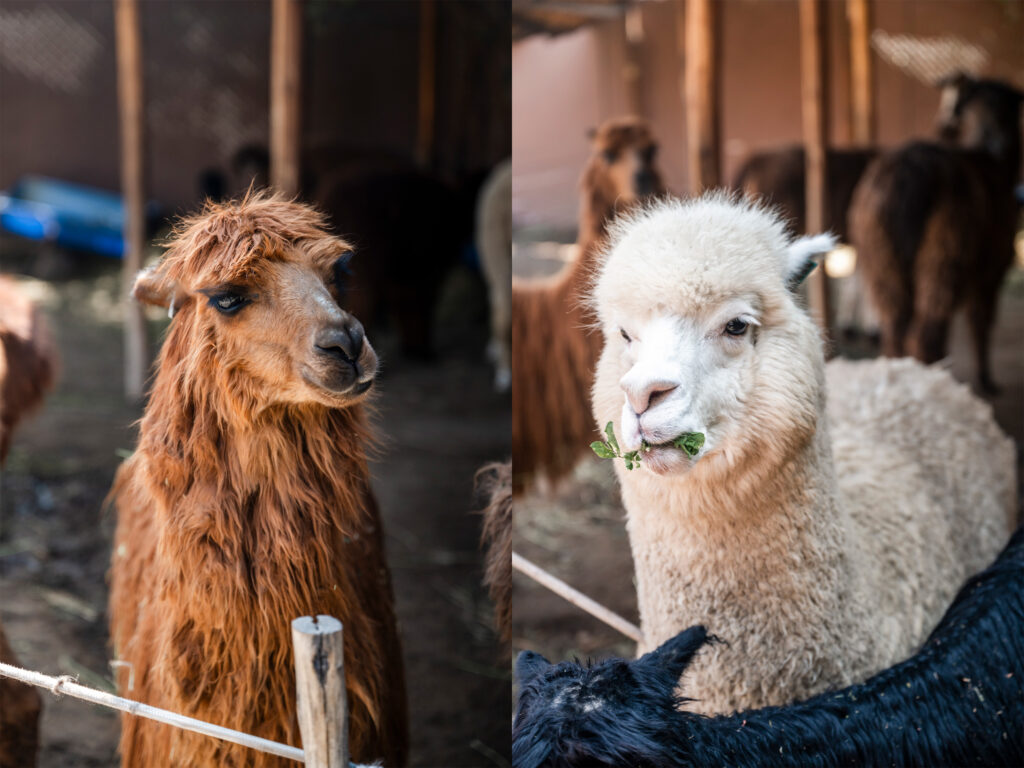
[967, 290, 1001, 395]
[0, 625, 41, 768]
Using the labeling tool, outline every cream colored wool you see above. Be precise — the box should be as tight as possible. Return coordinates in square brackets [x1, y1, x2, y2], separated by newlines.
[591, 195, 1016, 715]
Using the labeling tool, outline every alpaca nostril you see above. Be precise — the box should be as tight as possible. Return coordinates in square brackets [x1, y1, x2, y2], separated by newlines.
[626, 380, 678, 416]
[316, 319, 365, 364]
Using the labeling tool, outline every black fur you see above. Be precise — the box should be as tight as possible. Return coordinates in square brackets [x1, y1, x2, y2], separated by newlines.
[514, 527, 1024, 767]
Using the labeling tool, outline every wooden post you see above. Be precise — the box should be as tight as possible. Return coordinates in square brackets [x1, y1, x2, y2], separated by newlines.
[416, 0, 437, 170]
[623, 5, 645, 117]
[270, 0, 303, 195]
[846, 0, 874, 144]
[680, 0, 720, 195]
[114, 0, 148, 400]
[292, 616, 347, 768]
[799, 0, 832, 335]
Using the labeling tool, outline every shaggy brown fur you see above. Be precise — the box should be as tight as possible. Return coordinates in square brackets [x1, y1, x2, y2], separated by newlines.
[108, 193, 407, 767]
[0, 277, 56, 464]
[476, 461, 512, 639]
[733, 147, 877, 241]
[0, 627, 41, 768]
[849, 74, 1023, 393]
[0, 277, 53, 768]
[511, 117, 665, 493]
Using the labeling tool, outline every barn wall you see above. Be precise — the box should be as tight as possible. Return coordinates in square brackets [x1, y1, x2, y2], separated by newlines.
[512, 0, 1024, 233]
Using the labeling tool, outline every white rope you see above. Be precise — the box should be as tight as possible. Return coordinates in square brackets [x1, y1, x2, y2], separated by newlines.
[0, 662, 304, 762]
[512, 552, 643, 644]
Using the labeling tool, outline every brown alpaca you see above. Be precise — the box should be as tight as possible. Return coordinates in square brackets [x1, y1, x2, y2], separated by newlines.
[511, 117, 665, 493]
[849, 74, 1023, 393]
[0, 276, 54, 768]
[108, 193, 407, 767]
[476, 461, 512, 639]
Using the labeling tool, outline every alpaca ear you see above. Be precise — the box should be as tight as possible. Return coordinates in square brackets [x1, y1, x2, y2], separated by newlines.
[515, 650, 552, 685]
[132, 266, 184, 318]
[785, 233, 836, 291]
[636, 625, 709, 678]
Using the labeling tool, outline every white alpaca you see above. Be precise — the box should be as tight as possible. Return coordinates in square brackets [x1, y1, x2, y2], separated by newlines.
[476, 159, 512, 392]
[590, 195, 1016, 714]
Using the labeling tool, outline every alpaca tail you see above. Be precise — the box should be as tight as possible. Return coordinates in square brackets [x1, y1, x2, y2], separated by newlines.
[476, 461, 513, 640]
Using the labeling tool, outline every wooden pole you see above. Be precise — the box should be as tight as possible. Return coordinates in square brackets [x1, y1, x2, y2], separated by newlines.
[846, 0, 874, 144]
[623, 5, 645, 117]
[799, 0, 832, 335]
[416, 0, 437, 170]
[513, 553, 643, 644]
[114, 0, 148, 400]
[681, 0, 720, 195]
[270, 0, 303, 195]
[0, 662, 304, 762]
[292, 616, 347, 768]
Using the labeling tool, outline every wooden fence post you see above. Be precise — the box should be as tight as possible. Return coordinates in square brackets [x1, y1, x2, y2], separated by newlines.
[292, 616, 347, 768]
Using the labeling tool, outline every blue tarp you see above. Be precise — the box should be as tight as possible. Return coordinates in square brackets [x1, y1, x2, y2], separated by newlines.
[0, 176, 127, 258]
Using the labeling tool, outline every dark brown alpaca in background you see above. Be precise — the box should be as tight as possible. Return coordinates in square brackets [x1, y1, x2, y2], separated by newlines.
[0, 277, 55, 768]
[511, 117, 665, 494]
[849, 73, 1023, 393]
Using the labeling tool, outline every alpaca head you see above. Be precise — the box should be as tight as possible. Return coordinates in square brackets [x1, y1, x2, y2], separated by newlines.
[935, 72, 1024, 161]
[512, 626, 710, 768]
[582, 117, 666, 223]
[591, 196, 835, 478]
[134, 192, 377, 412]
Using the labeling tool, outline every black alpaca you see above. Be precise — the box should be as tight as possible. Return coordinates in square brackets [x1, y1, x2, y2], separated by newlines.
[849, 74, 1023, 394]
[513, 527, 1024, 768]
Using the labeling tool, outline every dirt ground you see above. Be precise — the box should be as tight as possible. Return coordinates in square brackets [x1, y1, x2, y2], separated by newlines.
[511, 241, 1024, 674]
[0, 239, 510, 767]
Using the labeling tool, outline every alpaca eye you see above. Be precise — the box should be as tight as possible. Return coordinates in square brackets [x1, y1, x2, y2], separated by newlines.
[724, 318, 748, 336]
[602, 149, 617, 164]
[620, 328, 631, 343]
[641, 144, 658, 163]
[333, 251, 354, 292]
[210, 293, 248, 314]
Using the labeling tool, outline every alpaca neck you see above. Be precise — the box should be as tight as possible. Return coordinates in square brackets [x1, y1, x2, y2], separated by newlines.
[623, 400, 866, 675]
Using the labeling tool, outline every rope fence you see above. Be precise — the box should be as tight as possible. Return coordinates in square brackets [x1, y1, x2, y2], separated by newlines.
[0, 615, 373, 768]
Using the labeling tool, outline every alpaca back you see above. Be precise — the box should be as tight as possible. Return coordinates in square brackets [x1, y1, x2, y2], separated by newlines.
[826, 357, 1015, 664]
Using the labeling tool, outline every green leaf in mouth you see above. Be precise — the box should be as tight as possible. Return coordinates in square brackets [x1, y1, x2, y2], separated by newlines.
[590, 422, 705, 469]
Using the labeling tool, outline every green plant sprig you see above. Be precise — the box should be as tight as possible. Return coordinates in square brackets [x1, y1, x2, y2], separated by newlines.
[590, 422, 705, 470]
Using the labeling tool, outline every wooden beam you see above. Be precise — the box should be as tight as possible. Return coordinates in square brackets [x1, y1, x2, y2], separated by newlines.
[270, 0, 303, 195]
[416, 0, 437, 170]
[799, 0, 832, 335]
[292, 616, 347, 768]
[846, 0, 874, 144]
[623, 5, 644, 117]
[681, 0, 720, 195]
[114, 0, 148, 400]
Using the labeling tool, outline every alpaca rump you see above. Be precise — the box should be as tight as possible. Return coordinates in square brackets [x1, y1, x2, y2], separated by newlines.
[476, 461, 512, 639]
[0, 277, 56, 464]
[590, 196, 1016, 715]
[0, 625, 42, 768]
[512, 117, 665, 493]
[513, 526, 1024, 768]
[108, 193, 407, 767]
[849, 74, 1023, 393]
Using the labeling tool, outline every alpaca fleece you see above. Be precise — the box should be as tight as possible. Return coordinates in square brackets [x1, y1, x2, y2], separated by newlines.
[513, 526, 1024, 767]
[590, 195, 1016, 714]
[0, 277, 53, 768]
[849, 74, 1022, 392]
[108, 195, 407, 767]
[512, 117, 664, 493]
[476, 460, 512, 639]
[476, 160, 513, 392]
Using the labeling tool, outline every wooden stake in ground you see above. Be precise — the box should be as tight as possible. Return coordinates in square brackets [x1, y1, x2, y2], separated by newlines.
[292, 616, 347, 768]
[799, 0, 832, 336]
[271, 0, 303, 195]
[114, 0, 148, 400]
